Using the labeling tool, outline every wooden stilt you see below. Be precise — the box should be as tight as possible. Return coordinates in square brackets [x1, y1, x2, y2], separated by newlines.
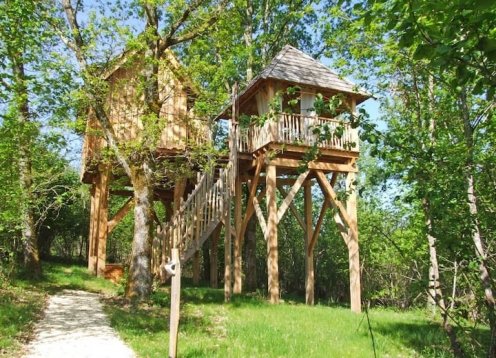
[223, 179, 232, 302]
[96, 165, 110, 278]
[87, 185, 97, 274]
[266, 164, 279, 303]
[346, 171, 361, 313]
[233, 176, 243, 293]
[315, 170, 361, 312]
[210, 225, 221, 288]
[304, 182, 314, 305]
[192, 250, 200, 285]
[173, 179, 186, 213]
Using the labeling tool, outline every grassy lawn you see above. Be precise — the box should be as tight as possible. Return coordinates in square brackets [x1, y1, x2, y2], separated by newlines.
[0, 285, 45, 356]
[0, 261, 118, 356]
[1, 262, 488, 357]
[106, 284, 480, 357]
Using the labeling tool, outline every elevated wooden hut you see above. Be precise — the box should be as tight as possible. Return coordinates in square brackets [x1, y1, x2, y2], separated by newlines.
[214, 45, 370, 311]
[81, 50, 210, 277]
[81, 45, 371, 312]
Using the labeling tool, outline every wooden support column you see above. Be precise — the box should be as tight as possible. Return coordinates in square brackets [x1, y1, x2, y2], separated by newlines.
[210, 225, 221, 288]
[346, 171, 361, 313]
[233, 176, 243, 293]
[223, 175, 232, 302]
[96, 165, 110, 278]
[304, 182, 314, 305]
[266, 164, 279, 303]
[173, 178, 187, 213]
[87, 185, 97, 273]
[192, 250, 200, 286]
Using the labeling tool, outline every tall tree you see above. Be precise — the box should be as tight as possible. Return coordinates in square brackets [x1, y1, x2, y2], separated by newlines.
[0, 0, 69, 278]
[320, 0, 496, 354]
[58, 0, 227, 300]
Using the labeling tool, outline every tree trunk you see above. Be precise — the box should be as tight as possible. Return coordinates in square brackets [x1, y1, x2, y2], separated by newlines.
[244, 0, 254, 82]
[12, 59, 41, 279]
[126, 163, 154, 301]
[244, 215, 257, 291]
[423, 199, 444, 312]
[460, 90, 496, 356]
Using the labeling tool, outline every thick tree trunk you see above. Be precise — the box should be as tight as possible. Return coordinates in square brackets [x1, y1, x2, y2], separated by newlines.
[244, 215, 257, 291]
[126, 164, 154, 301]
[12, 59, 41, 279]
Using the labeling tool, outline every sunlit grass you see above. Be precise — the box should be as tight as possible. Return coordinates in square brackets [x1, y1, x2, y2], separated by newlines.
[106, 285, 477, 357]
[1, 262, 488, 357]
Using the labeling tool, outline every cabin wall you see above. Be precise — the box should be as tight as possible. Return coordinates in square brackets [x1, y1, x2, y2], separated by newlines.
[81, 58, 210, 179]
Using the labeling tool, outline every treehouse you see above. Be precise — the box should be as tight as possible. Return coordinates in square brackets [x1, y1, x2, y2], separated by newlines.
[81, 45, 371, 313]
[213, 45, 370, 311]
[80, 49, 211, 278]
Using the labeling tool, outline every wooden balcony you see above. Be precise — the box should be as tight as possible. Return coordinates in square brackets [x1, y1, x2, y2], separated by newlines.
[236, 113, 359, 154]
[80, 117, 212, 183]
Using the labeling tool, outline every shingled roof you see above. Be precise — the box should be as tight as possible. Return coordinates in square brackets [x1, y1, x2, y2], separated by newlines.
[255, 45, 370, 100]
[216, 45, 371, 119]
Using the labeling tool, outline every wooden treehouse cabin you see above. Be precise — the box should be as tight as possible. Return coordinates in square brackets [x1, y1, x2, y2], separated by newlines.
[81, 45, 370, 313]
[80, 49, 211, 279]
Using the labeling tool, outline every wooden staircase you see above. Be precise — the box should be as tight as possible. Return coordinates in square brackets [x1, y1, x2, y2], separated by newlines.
[158, 120, 237, 268]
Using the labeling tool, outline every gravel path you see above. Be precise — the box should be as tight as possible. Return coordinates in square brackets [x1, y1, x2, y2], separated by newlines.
[24, 290, 135, 358]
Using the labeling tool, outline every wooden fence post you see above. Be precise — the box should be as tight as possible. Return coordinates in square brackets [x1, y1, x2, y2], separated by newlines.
[169, 248, 181, 358]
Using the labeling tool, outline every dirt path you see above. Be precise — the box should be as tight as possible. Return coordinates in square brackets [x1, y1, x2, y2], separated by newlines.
[24, 290, 135, 358]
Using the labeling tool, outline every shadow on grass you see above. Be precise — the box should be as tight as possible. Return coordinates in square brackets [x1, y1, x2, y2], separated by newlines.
[105, 298, 216, 337]
[373, 320, 489, 356]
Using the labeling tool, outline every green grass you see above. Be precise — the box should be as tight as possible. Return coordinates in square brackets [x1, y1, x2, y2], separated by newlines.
[1, 262, 488, 357]
[0, 285, 45, 356]
[106, 285, 486, 357]
[0, 261, 119, 356]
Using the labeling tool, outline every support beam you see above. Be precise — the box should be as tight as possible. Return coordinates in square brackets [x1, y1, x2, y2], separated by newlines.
[96, 165, 110, 278]
[309, 173, 337, 253]
[210, 224, 221, 288]
[315, 170, 361, 313]
[87, 185, 97, 273]
[304, 183, 314, 305]
[107, 197, 134, 234]
[277, 185, 306, 232]
[276, 171, 309, 223]
[309, 199, 329, 255]
[315, 171, 358, 241]
[268, 158, 357, 173]
[266, 164, 279, 303]
[224, 183, 232, 302]
[253, 195, 268, 239]
[240, 157, 263, 239]
[233, 176, 243, 293]
[346, 171, 361, 313]
[192, 250, 200, 286]
[244, 186, 266, 226]
[173, 178, 187, 213]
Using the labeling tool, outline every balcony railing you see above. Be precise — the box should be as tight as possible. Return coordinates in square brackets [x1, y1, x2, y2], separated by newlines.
[236, 113, 359, 153]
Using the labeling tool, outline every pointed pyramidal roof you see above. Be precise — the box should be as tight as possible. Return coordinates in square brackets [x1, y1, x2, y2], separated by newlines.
[256, 45, 370, 101]
[215, 45, 371, 119]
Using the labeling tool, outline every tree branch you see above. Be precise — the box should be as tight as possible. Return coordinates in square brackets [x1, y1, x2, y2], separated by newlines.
[158, 0, 228, 54]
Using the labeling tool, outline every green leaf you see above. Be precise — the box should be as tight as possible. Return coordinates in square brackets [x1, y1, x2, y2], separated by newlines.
[413, 44, 435, 60]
